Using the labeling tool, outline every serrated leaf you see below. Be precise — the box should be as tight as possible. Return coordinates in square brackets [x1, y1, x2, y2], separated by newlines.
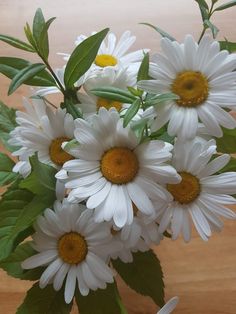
[140, 23, 176, 41]
[137, 52, 150, 82]
[91, 86, 136, 104]
[75, 282, 127, 314]
[145, 93, 179, 107]
[215, 0, 236, 11]
[0, 101, 17, 151]
[112, 250, 165, 307]
[219, 40, 236, 52]
[123, 99, 141, 127]
[0, 34, 35, 52]
[38, 17, 56, 59]
[0, 242, 44, 280]
[204, 20, 219, 38]
[64, 28, 109, 88]
[8, 63, 46, 95]
[216, 127, 236, 153]
[0, 57, 56, 86]
[16, 283, 73, 314]
[0, 152, 17, 186]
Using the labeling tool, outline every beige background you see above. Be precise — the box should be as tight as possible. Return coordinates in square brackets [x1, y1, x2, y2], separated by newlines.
[0, 0, 236, 313]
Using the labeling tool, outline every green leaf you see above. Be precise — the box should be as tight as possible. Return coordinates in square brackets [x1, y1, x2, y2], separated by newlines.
[33, 8, 46, 45]
[75, 282, 127, 314]
[64, 28, 109, 88]
[0, 101, 17, 151]
[20, 155, 57, 194]
[195, 0, 209, 21]
[0, 34, 35, 52]
[38, 17, 56, 59]
[140, 23, 176, 41]
[61, 99, 83, 119]
[112, 250, 165, 307]
[145, 93, 179, 107]
[0, 152, 17, 186]
[0, 57, 56, 86]
[219, 40, 236, 52]
[137, 52, 150, 82]
[131, 118, 148, 142]
[91, 86, 136, 104]
[8, 63, 46, 95]
[215, 0, 236, 11]
[0, 242, 44, 280]
[127, 86, 143, 97]
[16, 283, 73, 314]
[123, 99, 141, 127]
[195, 0, 209, 9]
[24, 23, 37, 49]
[216, 127, 236, 153]
[204, 20, 219, 38]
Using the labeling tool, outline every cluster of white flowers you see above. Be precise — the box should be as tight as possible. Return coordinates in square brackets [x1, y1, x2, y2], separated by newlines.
[10, 31, 236, 309]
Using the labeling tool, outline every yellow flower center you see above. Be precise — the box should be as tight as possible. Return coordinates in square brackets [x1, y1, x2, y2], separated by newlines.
[171, 71, 209, 107]
[101, 147, 139, 184]
[167, 172, 200, 204]
[49, 137, 74, 166]
[95, 54, 118, 67]
[58, 232, 88, 265]
[97, 98, 122, 112]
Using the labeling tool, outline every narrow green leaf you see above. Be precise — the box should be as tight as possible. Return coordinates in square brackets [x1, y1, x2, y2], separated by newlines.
[75, 282, 126, 314]
[195, 0, 209, 21]
[131, 118, 148, 142]
[16, 283, 73, 314]
[145, 93, 179, 107]
[0, 153, 17, 186]
[91, 86, 136, 104]
[0, 101, 18, 152]
[137, 52, 150, 82]
[0, 57, 56, 86]
[195, 0, 209, 9]
[64, 28, 109, 88]
[204, 20, 219, 38]
[216, 127, 236, 153]
[8, 63, 46, 95]
[0, 34, 35, 52]
[33, 8, 46, 44]
[127, 86, 143, 97]
[61, 100, 83, 119]
[38, 17, 56, 59]
[140, 23, 176, 41]
[0, 242, 44, 280]
[123, 99, 141, 127]
[112, 250, 165, 307]
[215, 0, 236, 11]
[219, 40, 236, 52]
[24, 23, 37, 48]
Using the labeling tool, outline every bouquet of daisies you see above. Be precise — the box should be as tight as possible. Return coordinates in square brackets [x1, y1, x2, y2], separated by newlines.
[0, 1, 236, 313]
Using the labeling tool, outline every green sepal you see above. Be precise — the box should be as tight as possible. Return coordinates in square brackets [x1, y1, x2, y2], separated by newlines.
[0, 152, 18, 186]
[112, 250, 165, 307]
[0, 34, 35, 52]
[8, 63, 46, 95]
[16, 283, 73, 314]
[214, 0, 236, 11]
[0, 242, 44, 281]
[91, 86, 136, 104]
[140, 23, 176, 41]
[75, 282, 127, 314]
[64, 28, 109, 88]
[123, 99, 141, 127]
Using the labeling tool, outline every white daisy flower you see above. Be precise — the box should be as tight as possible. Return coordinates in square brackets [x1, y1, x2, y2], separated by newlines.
[22, 199, 114, 304]
[157, 297, 179, 314]
[9, 98, 75, 170]
[158, 138, 236, 242]
[138, 35, 236, 140]
[56, 108, 180, 228]
[77, 67, 136, 118]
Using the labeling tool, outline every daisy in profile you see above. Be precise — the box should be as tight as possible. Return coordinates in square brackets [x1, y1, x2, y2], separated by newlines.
[22, 199, 114, 304]
[9, 97, 75, 170]
[158, 139, 236, 242]
[157, 297, 179, 314]
[77, 67, 136, 118]
[138, 35, 236, 140]
[56, 108, 180, 228]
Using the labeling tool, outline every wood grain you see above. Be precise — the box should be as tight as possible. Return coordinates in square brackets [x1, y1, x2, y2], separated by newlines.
[0, 0, 236, 313]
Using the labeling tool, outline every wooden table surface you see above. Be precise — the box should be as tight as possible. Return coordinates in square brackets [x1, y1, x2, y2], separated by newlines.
[0, 0, 236, 313]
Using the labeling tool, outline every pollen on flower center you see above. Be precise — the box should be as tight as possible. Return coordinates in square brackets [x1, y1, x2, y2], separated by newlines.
[97, 98, 122, 112]
[95, 54, 118, 67]
[58, 232, 88, 264]
[49, 137, 74, 166]
[171, 71, 209, 107]
[167, 172, 200, 204]
[101, 147, 139, 184]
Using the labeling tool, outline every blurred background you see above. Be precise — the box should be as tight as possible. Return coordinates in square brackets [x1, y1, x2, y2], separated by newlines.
[0, 0, 236, 313]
